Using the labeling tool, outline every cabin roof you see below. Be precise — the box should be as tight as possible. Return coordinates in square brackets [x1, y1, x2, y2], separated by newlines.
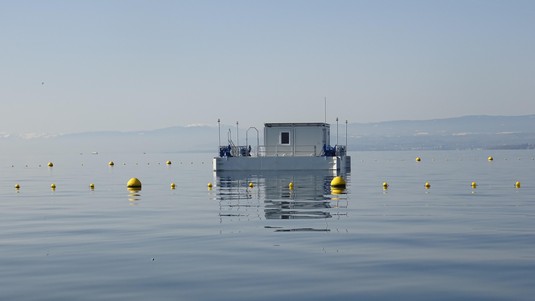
[264, 122, 329, 128]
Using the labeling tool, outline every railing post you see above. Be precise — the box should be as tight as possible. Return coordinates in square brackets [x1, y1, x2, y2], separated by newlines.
[336, 117, 339, 147]
[345, 120, 348, 155]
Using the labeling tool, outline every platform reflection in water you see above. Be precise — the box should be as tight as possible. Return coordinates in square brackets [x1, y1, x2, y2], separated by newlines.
[213, 170, 349, 224]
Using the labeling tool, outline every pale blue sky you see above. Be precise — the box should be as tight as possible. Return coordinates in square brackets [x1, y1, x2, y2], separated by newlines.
[1, 0, 534, 135]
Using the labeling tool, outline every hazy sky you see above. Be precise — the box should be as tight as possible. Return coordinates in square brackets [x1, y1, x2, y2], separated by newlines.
[2, 0, 534, 135]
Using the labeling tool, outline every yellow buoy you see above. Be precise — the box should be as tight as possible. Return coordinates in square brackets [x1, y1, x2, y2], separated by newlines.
[330, 176, 346, 188]
[127, 177, 142, 189]
[425, 182, 431, 189]
[171, 182, 176, 189]
[89, 183, 95, 190]
[488, 156, 493, 161]
[51, 183, 56, 189]
[289, 182, 294, 190]
[471, 181, 477, 188]
[47, 162, 54, 167]
[248, 182, 254, 188]
[416, 157, 421, 162]
[515, 181, 521, 188]
[15, 184, 20, 189]
[166, 160, 172, 165]
[108, 161, 115, 166]
[207, 182, 213, 188]
[383, 182, 389, 190]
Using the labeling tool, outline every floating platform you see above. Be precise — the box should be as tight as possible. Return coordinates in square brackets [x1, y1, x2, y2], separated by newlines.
[214, 122, 351, 172]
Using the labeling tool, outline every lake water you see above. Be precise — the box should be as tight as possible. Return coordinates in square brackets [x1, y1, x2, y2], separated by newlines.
[1, 150, 534, 300]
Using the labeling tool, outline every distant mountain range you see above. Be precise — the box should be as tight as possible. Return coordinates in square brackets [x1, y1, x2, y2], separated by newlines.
[347, 115, 535, 150]
[2, 115, 535, 154]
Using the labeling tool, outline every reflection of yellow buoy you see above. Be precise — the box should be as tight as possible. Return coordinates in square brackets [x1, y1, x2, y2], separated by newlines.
[331, 188, 344, 195]
[248, 182, 254, 188]
[51, 183, 56, 190]
[47, 162, 54, 167]
[15, 184, 20, 189]
[108, 161, 115, 166]
[128, 187, 141, 203]
[383, 182, 389, 190]
[416, 157, 421, 162]
[425, 182, 431, 189]
[515, 181, 521, 188]
[166, 160, 172, 165]
[289, 182, 294, 190]
[171, 182, 176, 189]
[471, 181, 477, 188]
[127, 178, 142, 189]
[488, 156, 493, 161]
[330, 176, 346, 188]
[90, 183, 95, 190]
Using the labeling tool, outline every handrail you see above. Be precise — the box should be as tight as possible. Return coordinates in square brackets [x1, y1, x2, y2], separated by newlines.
[226, 129, 239, 157]
[257, 145, 319, 157]
[245, 127, 260, 157]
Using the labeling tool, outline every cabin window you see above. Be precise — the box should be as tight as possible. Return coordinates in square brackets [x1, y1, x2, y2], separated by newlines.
[280, 132, 290, 144]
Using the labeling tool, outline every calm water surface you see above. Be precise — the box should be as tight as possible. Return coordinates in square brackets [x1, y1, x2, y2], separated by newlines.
[1, 150, 534, 300]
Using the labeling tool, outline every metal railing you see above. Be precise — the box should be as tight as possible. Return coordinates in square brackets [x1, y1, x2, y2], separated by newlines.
[219, 144, 347, 158]
[258, 145, 318, 157]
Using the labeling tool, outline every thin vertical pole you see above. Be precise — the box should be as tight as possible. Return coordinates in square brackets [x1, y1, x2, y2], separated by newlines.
[345, 120, 348, 151]
[336, 117, 339, 146]
[324, 97, 327, 124]
[218, 119, 221, 147]
[236, 121, 239, 147]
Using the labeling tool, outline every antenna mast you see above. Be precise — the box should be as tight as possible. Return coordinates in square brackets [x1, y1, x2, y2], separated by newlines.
[324, 97, 327, 124]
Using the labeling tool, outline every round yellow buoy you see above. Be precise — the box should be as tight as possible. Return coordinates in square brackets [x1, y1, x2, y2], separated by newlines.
[471, 181, 477, 188]
[51, 183, 56, 189]
[425, 182, 431, 189]
[207, 182, 213, 188]
[289, 182, 294, 190]
[488, 156, 494, 161]
[383, 182, 389, 190]
[127, 178, 142, 189]
[166, 160, 172, 165]
[89, 183, 95, 190]
[330, 176, 346, 188]
[47, 162, 54, 167]
[108, 161, 115, 166]
[416, 157, 421, 162]
[15, 184, 20, 189]
[515, 181, 521, 188]
[248, 182, 254, 188]
[170, 182, 176, 189]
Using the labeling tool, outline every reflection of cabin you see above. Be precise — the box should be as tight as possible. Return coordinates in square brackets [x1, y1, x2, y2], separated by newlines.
[260, 123, 330, 157]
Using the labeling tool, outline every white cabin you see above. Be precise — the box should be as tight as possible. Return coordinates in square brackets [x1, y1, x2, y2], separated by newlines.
[260, 123, 329, 157]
